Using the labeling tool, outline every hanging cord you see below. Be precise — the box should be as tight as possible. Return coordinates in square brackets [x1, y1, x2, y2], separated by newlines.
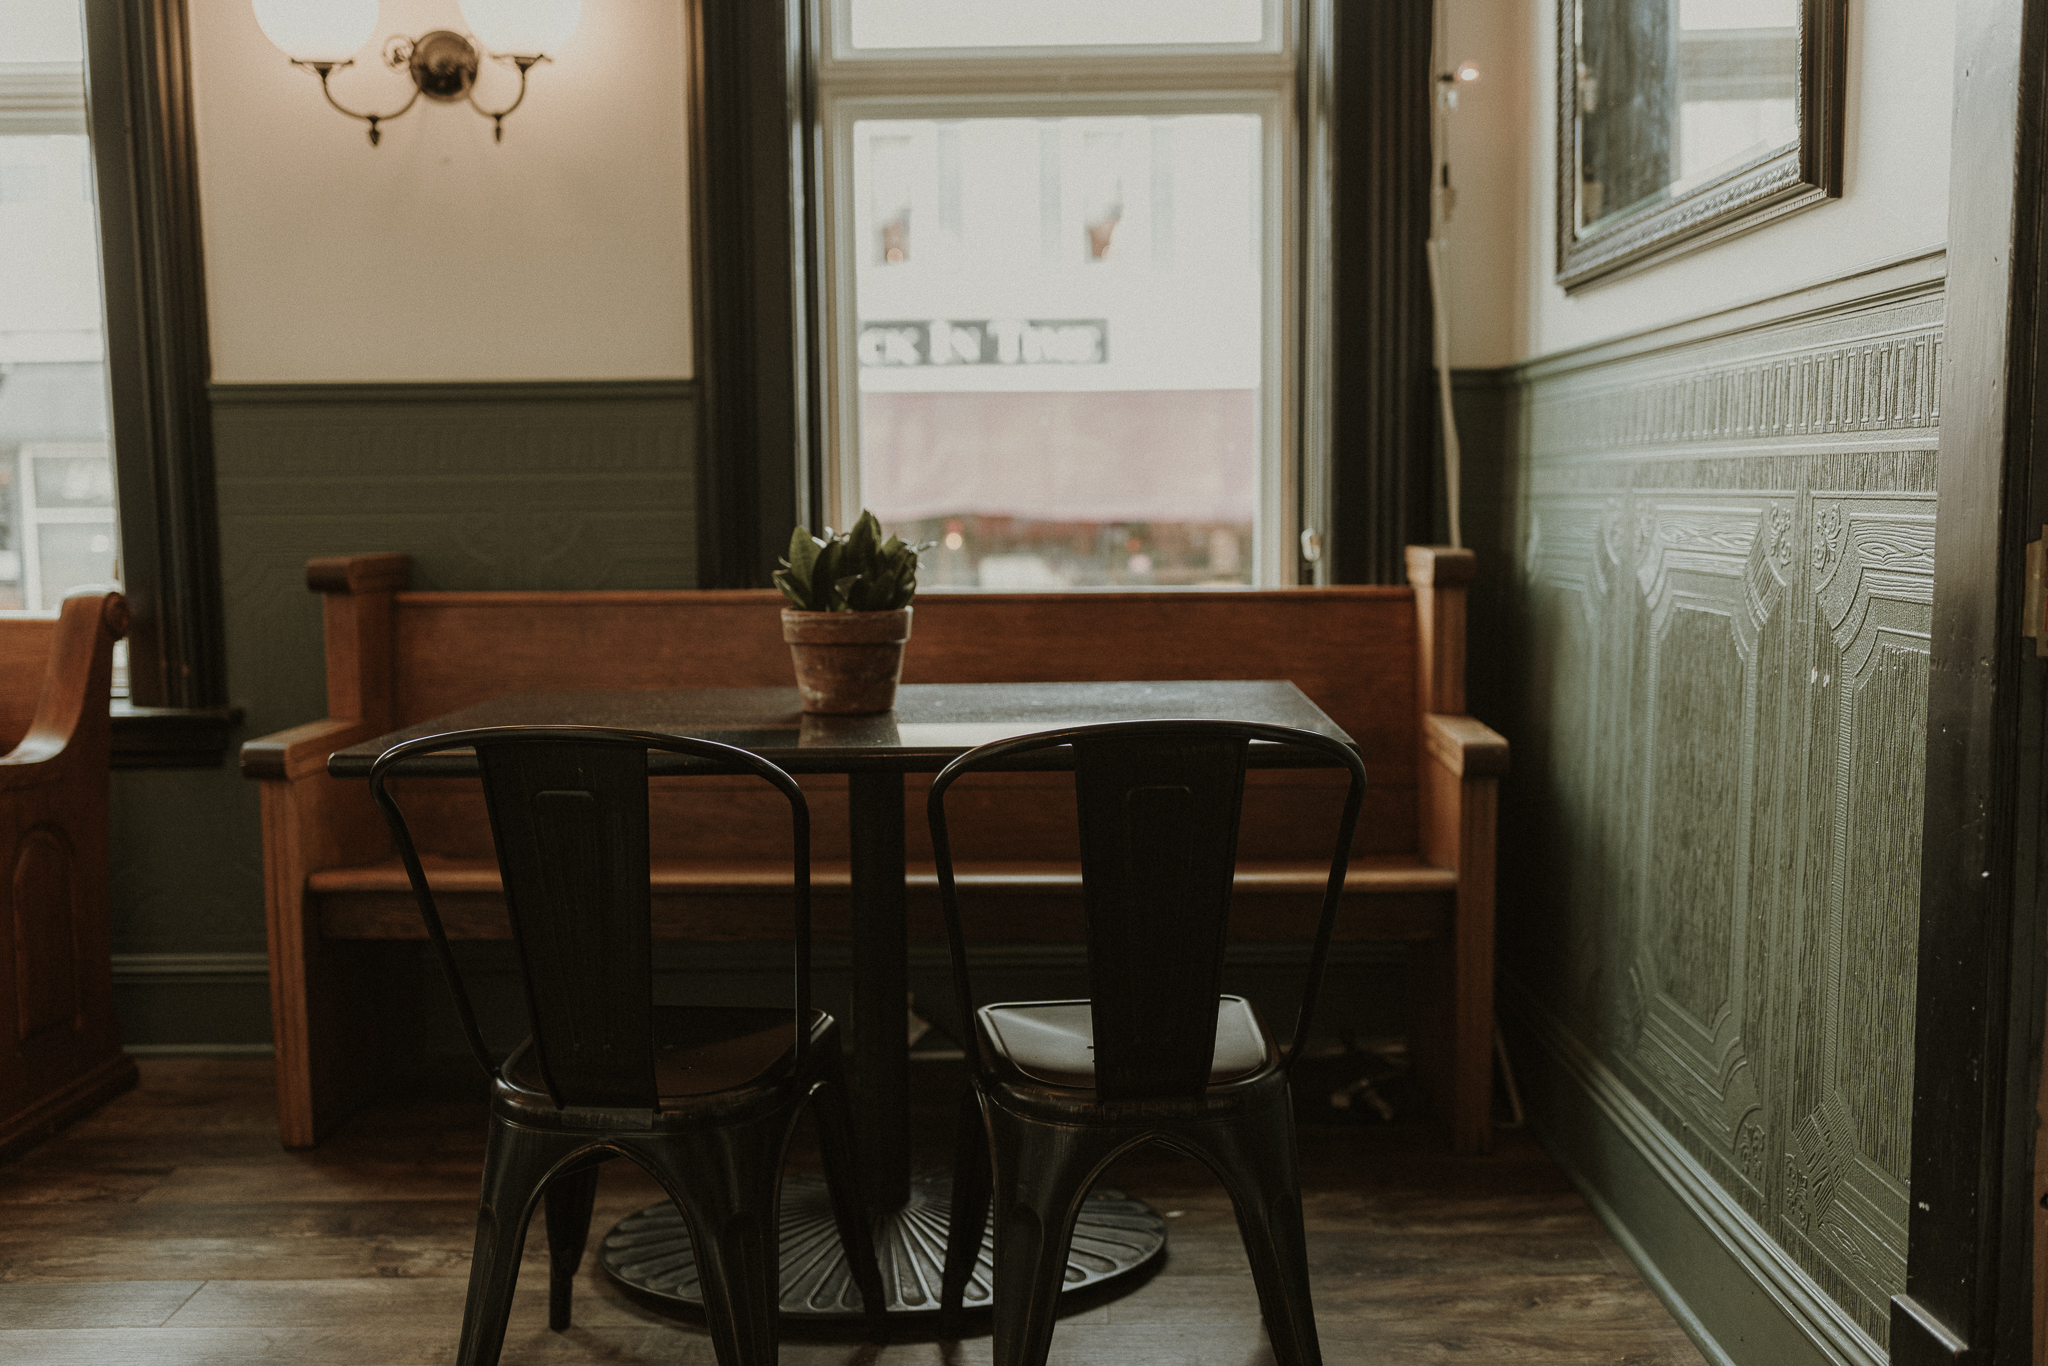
[1427, 0, 1464, 550]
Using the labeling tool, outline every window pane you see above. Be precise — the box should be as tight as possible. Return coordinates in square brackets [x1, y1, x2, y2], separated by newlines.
[850, 0, 1265, 51]
[853, 114, 1262, 588]
[0, 0, 120, 612]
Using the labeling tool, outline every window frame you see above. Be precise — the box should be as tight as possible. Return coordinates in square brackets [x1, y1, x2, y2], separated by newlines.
[78, 0, 237, 763]
[811, 3, 1302, 588]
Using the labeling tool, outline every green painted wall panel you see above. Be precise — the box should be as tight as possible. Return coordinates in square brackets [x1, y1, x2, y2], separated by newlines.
[1476, 266, 1940, 1362]
[106, 381, 698, 1044]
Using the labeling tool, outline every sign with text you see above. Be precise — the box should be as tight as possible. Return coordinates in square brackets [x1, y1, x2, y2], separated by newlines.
[857, 318, 1109, 367]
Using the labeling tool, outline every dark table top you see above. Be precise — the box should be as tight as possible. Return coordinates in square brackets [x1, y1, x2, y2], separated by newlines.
[326, 680, 1355, 778]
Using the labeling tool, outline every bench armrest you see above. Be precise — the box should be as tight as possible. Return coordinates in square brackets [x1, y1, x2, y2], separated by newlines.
[241, 717, 386, 783]
[1423, 713, 1510, 779]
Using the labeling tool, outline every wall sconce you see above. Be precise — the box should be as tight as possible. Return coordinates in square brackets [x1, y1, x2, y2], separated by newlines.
[252, 0, 581, 146]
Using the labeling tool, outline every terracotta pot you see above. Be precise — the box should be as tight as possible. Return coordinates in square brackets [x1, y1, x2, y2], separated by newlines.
[781, 607, 913, 714]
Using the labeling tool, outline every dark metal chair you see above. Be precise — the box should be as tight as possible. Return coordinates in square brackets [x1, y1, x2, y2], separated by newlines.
[369, 726, 885, 1366]
[929, 719, 1366, 1366]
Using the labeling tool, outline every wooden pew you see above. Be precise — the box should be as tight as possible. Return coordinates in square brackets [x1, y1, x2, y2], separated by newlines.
[242, 552, 1507, 1151]
[0, 591, 134, 1161]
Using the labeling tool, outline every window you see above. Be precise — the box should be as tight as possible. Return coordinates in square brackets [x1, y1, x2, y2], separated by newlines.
[816, 0, 1296, 588]
[0, 0, 121, 613]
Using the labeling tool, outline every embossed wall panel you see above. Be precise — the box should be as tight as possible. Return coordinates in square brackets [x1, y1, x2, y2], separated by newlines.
[1495, 270, 1938, 1351]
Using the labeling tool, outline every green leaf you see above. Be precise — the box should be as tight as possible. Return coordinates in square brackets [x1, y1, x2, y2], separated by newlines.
[771, 567, 806, 609]
[778, 510, 923, 611]
[810, 540, 843, 610]
[786, 526, 819, 586]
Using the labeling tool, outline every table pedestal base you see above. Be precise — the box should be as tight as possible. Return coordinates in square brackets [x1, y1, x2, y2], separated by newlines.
[598, 1172, 1168, 1319]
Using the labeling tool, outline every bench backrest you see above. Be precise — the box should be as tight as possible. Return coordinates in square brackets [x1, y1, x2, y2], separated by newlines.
[308, 555, 1471, 868]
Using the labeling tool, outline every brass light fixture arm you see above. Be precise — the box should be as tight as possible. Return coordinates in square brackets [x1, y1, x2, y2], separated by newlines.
[296, 59, 422, 146]
[467, 56, 547, 143]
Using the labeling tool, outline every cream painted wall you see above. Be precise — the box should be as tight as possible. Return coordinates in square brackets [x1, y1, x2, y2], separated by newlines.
[189, 0, 692, 383]
[1449, 0, 1954, 364]
[1439, 0, 1532, 369]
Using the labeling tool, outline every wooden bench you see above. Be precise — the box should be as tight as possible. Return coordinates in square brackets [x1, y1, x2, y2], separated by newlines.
[241, 549, 1507, 1151]
[0, 591, 134, 1161]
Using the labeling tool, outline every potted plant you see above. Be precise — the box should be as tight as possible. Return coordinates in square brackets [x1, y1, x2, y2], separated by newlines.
[773, 511, 924, 713]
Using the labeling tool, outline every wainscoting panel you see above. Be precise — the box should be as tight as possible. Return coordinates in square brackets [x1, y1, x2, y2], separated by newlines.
[210, 381, 697, 735]
[102, 381, 697, 1051]
[1487, 253, 1940, 1361]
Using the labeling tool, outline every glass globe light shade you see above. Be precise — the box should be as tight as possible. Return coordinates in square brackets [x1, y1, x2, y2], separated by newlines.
[250, 0, 380, 63]
[457, 0, 582, 57]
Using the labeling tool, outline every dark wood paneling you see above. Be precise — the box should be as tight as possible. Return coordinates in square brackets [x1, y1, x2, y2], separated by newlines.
[1326, 1, 1434, 586]
[80, 0, 226, 719]
[1894, 1, 2048, 1361]
[687, 0, 809, 588]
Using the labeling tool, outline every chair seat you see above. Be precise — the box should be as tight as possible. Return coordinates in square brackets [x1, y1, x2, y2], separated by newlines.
[976, 995, 1273, 1091]
[502, 1006, 828, 1104]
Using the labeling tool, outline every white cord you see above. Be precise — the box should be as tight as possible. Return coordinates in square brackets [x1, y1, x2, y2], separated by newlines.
[1428, 0, 1464, 551]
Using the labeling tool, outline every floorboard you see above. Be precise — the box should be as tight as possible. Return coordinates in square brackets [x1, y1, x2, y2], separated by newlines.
[0, 1058, 1708, 1365]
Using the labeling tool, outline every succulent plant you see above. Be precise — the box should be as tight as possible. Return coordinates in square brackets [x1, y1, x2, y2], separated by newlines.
[773, 511, 925, 612]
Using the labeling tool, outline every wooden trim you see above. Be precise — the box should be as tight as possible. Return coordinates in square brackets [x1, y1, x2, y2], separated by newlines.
[1407, 545, 1474, 715]
[80, 0, 225, 720]
[394, 585, 1409, 610]
[1422, 713, 1509, 779]
[1415, 726, 1500, 1155]
[1325, 0, 1434, 585]
[206, 380, 694, 406]
[688, 0, 811, 587]
[305, 554, 410, 598]
[1893, 3, 2048, 1363]
[108, 702, 241, 769]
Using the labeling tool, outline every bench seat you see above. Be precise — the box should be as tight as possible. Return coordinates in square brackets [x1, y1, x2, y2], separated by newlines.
[243, 548, 1506, 1152]
[309, 855, 1458, 943]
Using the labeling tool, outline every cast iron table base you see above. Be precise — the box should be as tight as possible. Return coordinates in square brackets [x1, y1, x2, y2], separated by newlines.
[598, 1172, 1169, 1319]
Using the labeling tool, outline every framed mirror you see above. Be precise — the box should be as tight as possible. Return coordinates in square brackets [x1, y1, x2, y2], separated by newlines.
[1556, 0, 1846, 289]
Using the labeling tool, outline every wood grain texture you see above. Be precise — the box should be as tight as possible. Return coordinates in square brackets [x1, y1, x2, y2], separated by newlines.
[0, 593, 134, 1162]
[0, 1058, 1710, 1365]
[241, 569, 1509, 1153]
[305, 855, 1456, 945]
[1408, 547, 1475, 716]
[255, 570, 409, 1147]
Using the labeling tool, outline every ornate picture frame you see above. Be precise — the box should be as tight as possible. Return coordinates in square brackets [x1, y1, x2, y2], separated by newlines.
[1555, 0, 1847, 290]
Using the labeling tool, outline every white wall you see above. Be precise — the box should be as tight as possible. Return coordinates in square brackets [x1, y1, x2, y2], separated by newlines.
[1443, 0, 1955, 366]
[189, 0, 692, 384]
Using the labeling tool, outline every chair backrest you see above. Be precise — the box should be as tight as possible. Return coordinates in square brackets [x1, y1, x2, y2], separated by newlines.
[928, 720, 1365, 1102]
[370, 726, 812, 1109]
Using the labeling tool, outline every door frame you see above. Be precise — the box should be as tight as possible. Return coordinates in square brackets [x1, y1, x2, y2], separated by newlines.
[1892, 1, 2048, 1362]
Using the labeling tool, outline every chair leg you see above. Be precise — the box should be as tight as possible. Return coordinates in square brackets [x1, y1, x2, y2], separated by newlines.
[1181, 1096, 1323, 1366]
[939, 1083, 992, 1337]
[809, 1044, 888, 1338]
[457, 1119, 584, 1366]
[543, 1160, 604, 1331]
[983, 1102, 1118, 1366]
[629, 1107, 798, 1366]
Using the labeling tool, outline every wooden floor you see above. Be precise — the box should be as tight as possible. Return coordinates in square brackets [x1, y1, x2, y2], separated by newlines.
[0, 1058, 1707, 1364]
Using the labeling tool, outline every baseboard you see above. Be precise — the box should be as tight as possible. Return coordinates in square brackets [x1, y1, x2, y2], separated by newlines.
[1502, 978, 1886, 1366]
[0, 1051, 138, 1163]
[110, 952, 272, 1053]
